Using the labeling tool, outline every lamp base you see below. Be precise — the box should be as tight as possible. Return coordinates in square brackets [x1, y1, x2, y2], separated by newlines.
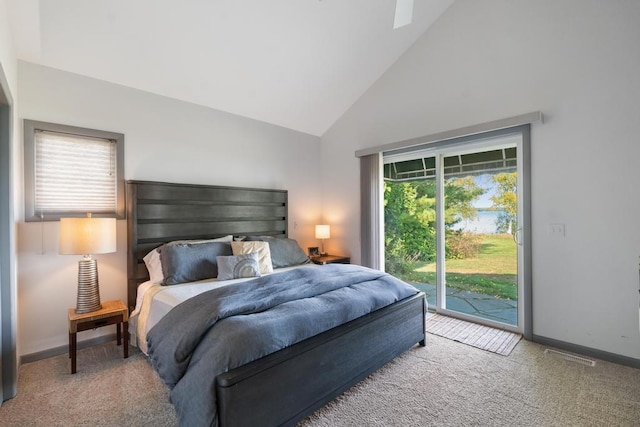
[75, 258, 102, 314]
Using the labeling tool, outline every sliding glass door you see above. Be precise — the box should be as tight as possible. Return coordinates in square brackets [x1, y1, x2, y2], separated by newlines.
[383, 128, 527, 333]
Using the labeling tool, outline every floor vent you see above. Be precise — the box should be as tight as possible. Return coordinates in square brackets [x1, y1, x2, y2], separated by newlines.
[544, 349, 596, 367]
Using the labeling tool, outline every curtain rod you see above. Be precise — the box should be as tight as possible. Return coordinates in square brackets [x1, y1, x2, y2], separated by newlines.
[355, 111, 543, 158]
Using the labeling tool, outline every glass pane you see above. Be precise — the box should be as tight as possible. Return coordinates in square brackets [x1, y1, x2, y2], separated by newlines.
[443, 148, 518, 326]
[383, 157, 437, 309]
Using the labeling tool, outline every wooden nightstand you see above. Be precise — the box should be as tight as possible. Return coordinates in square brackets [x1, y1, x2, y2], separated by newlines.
[310, 255, 351, 265]
[68, 299, 129, 374]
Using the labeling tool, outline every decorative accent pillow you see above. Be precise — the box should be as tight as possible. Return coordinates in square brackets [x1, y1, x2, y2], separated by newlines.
[159, 241, 232, 285]
[142, 235, 233, 284]
[216, 253, 261, 280]
[245, 236, 310, 268]
[231, 241, 273, 274]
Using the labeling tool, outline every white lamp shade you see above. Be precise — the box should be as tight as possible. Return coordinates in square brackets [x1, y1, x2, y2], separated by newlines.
[59, 217, 116, 255]
[315, 224, 331, 240]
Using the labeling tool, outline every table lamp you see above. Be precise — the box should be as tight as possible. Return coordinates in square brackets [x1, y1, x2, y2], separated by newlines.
[59, 213, 116, 314]
[315, 224, 330, 256]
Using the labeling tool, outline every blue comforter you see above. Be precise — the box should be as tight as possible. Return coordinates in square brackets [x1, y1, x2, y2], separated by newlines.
[147, 264, 419, 427]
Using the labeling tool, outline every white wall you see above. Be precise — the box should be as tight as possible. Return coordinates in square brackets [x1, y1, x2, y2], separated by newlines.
[321, 0, 640, 360]
[17, 61, 322, 356]
[0, 0, 16, 91]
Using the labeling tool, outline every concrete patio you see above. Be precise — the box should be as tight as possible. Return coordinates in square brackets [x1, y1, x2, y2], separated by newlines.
[412, 282, 517, 326]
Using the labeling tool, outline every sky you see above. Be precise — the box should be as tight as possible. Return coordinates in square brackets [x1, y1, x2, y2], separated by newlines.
[473, 174, 496, 209]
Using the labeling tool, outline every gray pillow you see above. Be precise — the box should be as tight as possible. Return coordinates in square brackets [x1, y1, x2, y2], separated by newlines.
[245, 236, 310, 268]
[216, 252, 261, 280]
[159, 241, 232, 285]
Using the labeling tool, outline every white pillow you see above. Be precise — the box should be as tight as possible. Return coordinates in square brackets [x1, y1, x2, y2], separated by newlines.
[216, 253, 261, 281]
[143, 249, 164, 284]
[142, 235, 234, 284]
[231, 241, 273, 274]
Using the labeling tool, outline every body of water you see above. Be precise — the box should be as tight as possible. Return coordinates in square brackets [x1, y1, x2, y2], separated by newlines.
[453, 210, 505, 234]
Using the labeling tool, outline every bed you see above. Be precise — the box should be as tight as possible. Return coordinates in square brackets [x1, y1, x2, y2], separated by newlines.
[126, 180, 426, 427]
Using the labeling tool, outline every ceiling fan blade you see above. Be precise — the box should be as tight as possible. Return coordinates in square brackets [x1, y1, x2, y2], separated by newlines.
[393, 0, 414, 29]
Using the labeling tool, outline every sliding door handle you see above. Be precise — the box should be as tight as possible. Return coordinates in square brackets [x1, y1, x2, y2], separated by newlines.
[513, 228, 523, 246]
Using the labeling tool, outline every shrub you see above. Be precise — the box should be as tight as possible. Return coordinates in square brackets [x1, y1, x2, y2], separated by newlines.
[446, 230, 481, 260]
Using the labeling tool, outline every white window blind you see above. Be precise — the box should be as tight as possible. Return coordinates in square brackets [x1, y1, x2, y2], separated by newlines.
[34, 130, 117, 214]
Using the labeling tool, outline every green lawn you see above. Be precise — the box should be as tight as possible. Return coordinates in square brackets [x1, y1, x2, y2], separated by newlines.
[399, 234, 518, 300]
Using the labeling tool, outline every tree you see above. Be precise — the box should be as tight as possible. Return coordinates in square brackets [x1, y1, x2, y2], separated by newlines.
[444, 176, 485, 227]
[491, 172, 517, 235]
[384, 176, 485, 274]
[384, 182, 436, 271]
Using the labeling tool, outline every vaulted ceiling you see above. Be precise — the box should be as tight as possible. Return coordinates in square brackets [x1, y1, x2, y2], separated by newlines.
[8, 0, 453, 136]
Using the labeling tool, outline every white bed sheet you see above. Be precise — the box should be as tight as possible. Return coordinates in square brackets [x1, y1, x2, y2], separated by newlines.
[130, 265, 312, 354]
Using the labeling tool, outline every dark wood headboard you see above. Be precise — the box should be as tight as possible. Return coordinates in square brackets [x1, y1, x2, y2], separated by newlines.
[126, 180, 288, 311]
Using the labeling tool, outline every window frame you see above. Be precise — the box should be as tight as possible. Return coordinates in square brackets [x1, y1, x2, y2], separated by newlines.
[23, 119, 125, 221]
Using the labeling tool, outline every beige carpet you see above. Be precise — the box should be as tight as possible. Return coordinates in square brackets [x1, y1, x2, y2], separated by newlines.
[0, 344, 177, 426]
[426, 313, 522, 356]
[2, 335, 640, 426]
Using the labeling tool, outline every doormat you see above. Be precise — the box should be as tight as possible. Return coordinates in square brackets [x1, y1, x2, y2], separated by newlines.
[426, 314, 522, 356]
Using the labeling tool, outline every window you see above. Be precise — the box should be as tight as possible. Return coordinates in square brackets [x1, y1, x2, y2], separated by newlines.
[24, 120, 125, 221]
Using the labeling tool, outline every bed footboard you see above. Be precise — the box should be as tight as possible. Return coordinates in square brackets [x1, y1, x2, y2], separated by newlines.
[216, 292, 426, 427]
